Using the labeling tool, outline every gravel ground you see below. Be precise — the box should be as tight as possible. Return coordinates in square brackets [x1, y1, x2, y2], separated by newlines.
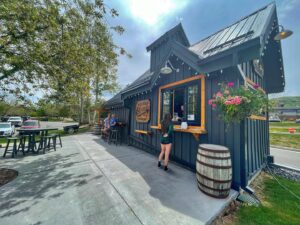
[265, 164, 300, 182]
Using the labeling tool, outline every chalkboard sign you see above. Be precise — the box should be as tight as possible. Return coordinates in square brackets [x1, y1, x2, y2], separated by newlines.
[136, 99, 150, 123]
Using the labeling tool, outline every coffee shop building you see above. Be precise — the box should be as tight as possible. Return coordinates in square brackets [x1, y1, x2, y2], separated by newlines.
[105, 3, 286, 190]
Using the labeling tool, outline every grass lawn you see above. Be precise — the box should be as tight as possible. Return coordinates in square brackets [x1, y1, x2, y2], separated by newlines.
[235, 173, 300, 225]
[270, 127, 300, 133]
[270, 133, 300, 150]
[269, 122, 300, 128]
[269, 122, 300, 149]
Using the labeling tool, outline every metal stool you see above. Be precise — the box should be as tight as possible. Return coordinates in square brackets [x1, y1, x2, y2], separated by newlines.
[3, 137, 23, 158]
[45, 135, 57, 152]
[18, 135, 29, 155]
[48, 134, 62, 148]
[27, 134, 37, 153]
[109, 127, 121, 145]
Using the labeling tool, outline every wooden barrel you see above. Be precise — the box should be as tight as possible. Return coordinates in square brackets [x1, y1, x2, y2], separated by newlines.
[94, 124, 101, 135]
[196, 144, 232, 198]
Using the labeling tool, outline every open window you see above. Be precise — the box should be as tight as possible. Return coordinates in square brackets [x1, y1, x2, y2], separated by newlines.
[158, 75, 205, 129]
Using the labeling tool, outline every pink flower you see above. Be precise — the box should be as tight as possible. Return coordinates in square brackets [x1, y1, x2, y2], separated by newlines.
[216, 91, 223, 97]
[228, 96, 233, 100]
[208, 99, 213, 105]
[227, 82, 234, 87]
[212, 104, 217, 108]
[233, 96, 241, 105]
[253, 83, 260, 89]
[225, 100, 232, 105]
[224, 90, 230, 95]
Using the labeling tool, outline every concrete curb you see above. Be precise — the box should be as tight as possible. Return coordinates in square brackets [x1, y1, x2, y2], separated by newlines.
[206, 191, 239, 225]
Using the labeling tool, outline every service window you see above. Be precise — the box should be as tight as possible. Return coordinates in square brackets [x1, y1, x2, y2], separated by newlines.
[159, 75, 204, 127]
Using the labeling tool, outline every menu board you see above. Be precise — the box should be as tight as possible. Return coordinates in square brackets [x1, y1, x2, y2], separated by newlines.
[136, 99, 150, 123]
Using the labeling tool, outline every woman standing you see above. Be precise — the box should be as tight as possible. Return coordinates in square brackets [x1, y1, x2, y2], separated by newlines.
[158, 113, 174, 171]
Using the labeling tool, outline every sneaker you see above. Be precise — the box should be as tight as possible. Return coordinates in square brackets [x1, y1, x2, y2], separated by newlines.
[164, 166, 168, 171]
[158, 161, 161, 167]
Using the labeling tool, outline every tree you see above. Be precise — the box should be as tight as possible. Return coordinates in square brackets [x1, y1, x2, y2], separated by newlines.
[0, 0, 128, 106]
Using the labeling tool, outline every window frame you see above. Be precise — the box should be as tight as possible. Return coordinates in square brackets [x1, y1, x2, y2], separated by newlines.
[158, 74, 205, 130]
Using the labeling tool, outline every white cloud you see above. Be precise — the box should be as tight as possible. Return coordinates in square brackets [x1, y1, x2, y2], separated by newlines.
[121, 0, 189, 26]
[277, 0, 299, 19]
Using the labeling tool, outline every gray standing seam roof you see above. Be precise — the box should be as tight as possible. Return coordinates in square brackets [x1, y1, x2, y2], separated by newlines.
[105, 69, 154, 107]
[120, 69, 153, 94]
[189, 3, 275, 59]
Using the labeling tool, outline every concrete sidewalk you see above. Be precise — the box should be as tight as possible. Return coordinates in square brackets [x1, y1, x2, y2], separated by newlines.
[0, 133, 237, 225]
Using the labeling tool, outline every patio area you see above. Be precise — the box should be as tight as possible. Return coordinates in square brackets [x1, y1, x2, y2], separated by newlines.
[0, 133, 237, 225]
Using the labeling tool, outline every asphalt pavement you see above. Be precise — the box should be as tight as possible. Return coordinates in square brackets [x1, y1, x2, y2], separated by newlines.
[40, 121, 78, 130]
[270, 147, 300, 170]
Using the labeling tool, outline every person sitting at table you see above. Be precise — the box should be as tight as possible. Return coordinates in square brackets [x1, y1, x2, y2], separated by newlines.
[101, 113, 111, 136]
[110, 114, 118, 128]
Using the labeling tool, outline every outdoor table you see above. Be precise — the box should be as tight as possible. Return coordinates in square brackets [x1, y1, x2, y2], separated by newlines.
[17, 128, 59, 153]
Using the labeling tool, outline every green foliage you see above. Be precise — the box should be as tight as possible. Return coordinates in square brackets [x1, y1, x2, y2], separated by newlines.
[0, 0, 126, 104]
[209, 82, 267, 124]
[0, 100, 35, 116]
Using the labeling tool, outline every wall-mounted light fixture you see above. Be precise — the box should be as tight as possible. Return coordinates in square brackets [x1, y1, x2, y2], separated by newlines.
[274, 25, 293, 41]
[160, 60, 180, 75]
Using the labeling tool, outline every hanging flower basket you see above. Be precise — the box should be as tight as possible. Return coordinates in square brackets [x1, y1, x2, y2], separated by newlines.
[208, 82, 267, 124]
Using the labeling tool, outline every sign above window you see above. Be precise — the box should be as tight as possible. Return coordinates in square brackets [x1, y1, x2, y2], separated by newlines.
[136, 99, 151, 123]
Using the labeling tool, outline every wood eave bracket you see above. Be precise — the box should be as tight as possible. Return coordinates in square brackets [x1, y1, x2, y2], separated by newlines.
[150, 125, 207, 141]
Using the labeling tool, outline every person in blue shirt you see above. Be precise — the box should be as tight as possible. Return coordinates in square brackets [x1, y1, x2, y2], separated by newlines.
[110, 114, 117, 128]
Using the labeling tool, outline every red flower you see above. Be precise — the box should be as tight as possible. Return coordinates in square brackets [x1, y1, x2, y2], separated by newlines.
[225, 100, 232, 105]
[227, 82, 234, 87]
[233, 96, 241, 105]
[253, 83, 260, 89]
[216, 91, 223, 97]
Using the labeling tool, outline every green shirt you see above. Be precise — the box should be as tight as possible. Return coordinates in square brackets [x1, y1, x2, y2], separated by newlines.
[160, 124, 174, 143]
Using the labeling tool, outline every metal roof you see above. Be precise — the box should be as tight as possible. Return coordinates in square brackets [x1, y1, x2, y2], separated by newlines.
[189, 3, 275, 59]
[104, 91, 122, 107]
[120, 69, 153, 94]
[105, 69, 154, 107]
[146, 23, 190, 51]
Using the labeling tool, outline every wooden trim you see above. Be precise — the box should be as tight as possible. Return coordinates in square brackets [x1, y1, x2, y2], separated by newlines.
[134, 130, 152, 135]
[157, 74, 206, 130]
[201, 77, 205, 128]
[150, 124, 207, 141]
[246, 78, 266, 94]
[150, 125, 161, 129]
[248, 115, 267, 121]
[151, 125, 207, 134]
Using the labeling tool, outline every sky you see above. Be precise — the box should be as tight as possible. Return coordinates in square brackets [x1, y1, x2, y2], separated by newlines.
[105, 0, 300, 99]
